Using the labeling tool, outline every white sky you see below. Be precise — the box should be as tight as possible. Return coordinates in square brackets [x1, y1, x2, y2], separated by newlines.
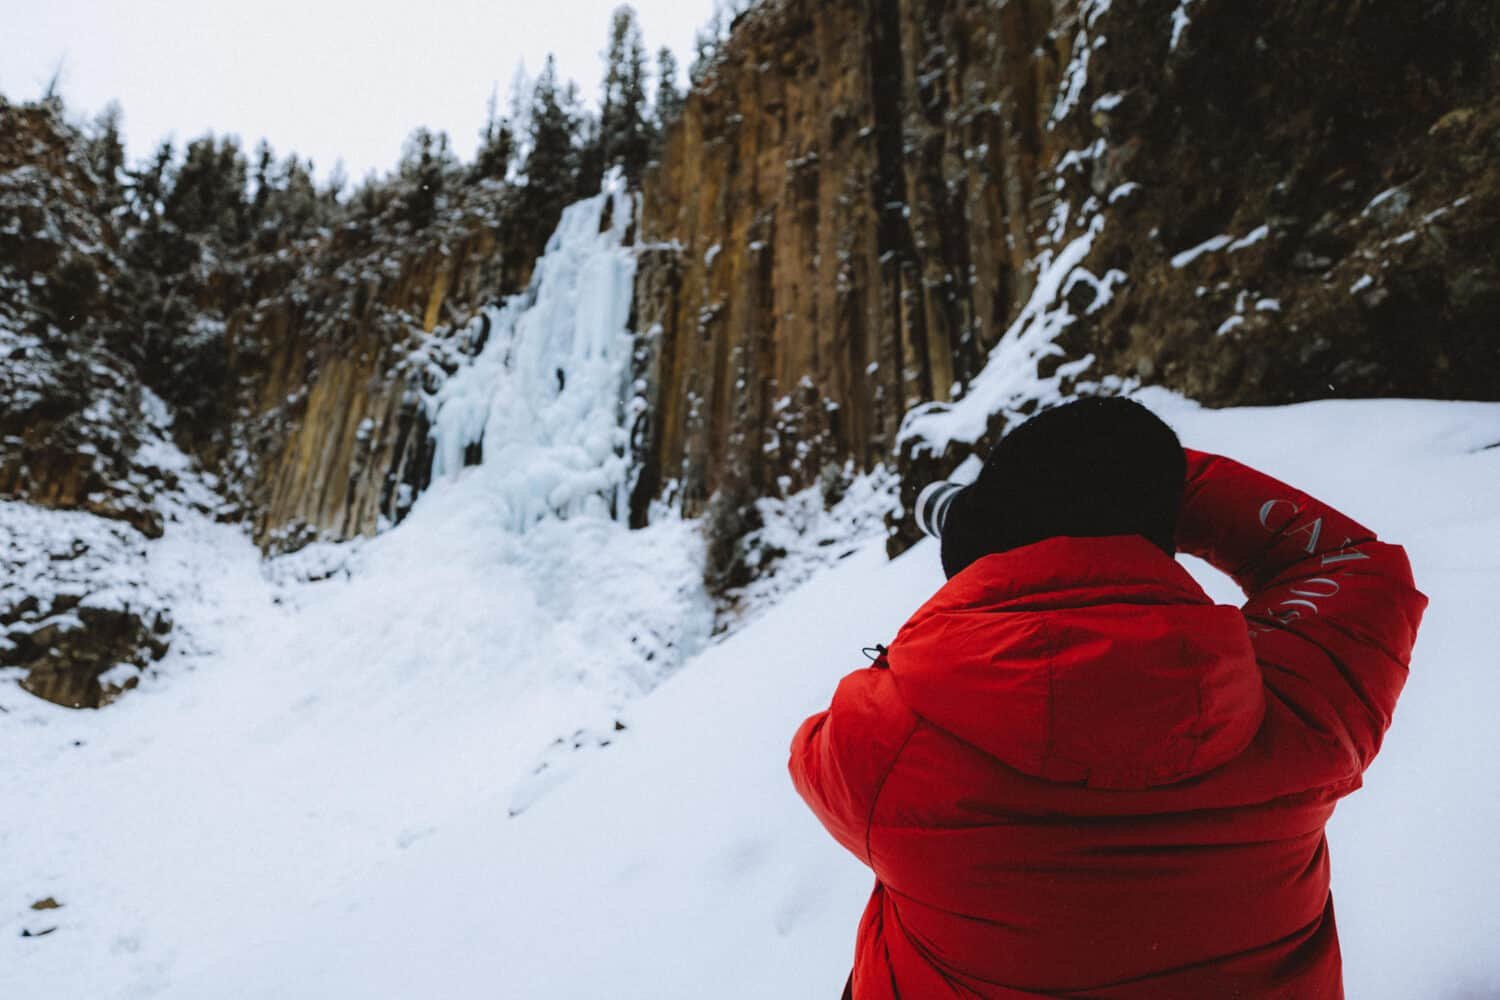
[0, 0, 718, 182]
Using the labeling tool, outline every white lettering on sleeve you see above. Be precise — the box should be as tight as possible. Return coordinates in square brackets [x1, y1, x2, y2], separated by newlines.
[1258, 498, 1301, 530]
[1289, 577, 1341, 599]
[1287, 516, 1325, 554]
[1320, 540, 1370, 567]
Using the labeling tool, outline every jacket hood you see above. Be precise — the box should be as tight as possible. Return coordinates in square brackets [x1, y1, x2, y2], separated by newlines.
[887, 535, 1265, 790]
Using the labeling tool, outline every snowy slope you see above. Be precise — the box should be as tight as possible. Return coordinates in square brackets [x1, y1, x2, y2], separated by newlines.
[5, 391, 1498, 1000]
[0, 169, 713, 996]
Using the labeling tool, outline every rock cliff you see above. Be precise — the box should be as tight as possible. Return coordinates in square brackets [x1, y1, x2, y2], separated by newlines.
[630, 0, 1500, 559]
[632, 0, 1063, 522]
[220, 219, 504, 550]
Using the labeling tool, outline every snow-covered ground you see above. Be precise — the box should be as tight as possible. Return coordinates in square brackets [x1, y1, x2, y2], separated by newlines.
[4, 390, 1499, 999]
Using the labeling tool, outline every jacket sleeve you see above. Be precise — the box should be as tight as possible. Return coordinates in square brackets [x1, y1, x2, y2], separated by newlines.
[1177, 449, 1427, 771]
[789, 663, 918, 866]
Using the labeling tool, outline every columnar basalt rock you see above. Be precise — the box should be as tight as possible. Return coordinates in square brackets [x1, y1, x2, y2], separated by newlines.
[633, 0, 1500, 565]
[227, 228, 502, 548]
[633, 0, 1070, 525]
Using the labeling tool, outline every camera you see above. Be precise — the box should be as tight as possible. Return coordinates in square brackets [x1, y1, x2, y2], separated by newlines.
[915, 481, 966, 539]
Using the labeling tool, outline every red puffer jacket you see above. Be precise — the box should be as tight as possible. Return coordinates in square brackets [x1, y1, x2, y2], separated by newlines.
[790, 449, 1426, 998]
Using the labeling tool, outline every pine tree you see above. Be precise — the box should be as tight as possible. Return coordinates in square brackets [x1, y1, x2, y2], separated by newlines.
[85, 102, 127, 215]
[471, 86, 515, 184]
[399, 127, 456, 230]
[129, 140, 176, 224]
[506, 62, 535, 169]
[323, 160, 348, 209]
[516, 55, 582, 241]
[689, 8, 725, 86]
[352, 174, 392, 221]
[576, 108, 605, 198]
[598, 5, 654, 187]
[654, 47, 684, 136]
[214, 139, 249, 242]
[561, 80, 600, 200]
[249, 140, 275, 230]
[163, 135, 248, 243]
[40, 57, 66, 108]
[268, 154, 320, 239]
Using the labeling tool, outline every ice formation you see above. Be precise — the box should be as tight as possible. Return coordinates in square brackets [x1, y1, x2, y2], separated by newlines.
[427, 167, 640, 531]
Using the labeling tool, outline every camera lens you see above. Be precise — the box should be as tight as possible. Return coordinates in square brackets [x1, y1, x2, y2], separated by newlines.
[915, 481, 966, 539]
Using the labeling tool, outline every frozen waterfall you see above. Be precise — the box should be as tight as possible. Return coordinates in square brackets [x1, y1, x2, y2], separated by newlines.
[427, 167, 639, 532]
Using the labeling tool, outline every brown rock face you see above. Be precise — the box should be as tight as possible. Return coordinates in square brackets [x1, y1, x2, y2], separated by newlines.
[0, 506, 172, 709]
[222, 227, 503, 549]
[13, 604, 170, 708]
[633, 0, 1500, 563]
[1060, 0, 1500, 406]
[632, 0, 1070, 525]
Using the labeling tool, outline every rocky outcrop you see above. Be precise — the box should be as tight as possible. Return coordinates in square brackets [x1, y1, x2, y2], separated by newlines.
[0, 502, 171, 708]
[631, 0, 1500, 560]
[221, 224, 503, 550]
[1052, 0, 1500, 405]
[0, 100, 186, 706]
[0, 101, 168, 538]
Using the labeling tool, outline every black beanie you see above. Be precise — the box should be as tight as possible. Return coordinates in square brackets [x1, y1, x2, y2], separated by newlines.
[938, 397, 1186, 579]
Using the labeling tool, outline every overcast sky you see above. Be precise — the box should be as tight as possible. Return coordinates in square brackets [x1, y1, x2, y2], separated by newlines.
[1, 0, 719, 182]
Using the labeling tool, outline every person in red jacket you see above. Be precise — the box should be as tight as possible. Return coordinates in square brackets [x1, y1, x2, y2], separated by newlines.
[789, 397, 1426, 999]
